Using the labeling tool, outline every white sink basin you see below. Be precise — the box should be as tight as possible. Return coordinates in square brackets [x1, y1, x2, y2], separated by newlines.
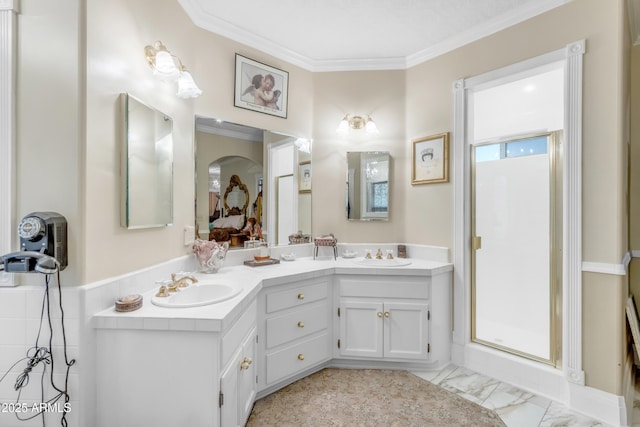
[151, 284, 241, 308]
[352, 258, 412, 267]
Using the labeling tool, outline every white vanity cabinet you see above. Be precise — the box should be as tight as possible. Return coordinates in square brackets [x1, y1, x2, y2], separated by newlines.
[94, 299, 257, 427]
[336, 274, 449, 366]
[257, 276, 332, 395]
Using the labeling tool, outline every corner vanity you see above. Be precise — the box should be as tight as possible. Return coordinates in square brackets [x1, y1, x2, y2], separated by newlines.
[92, 252, 452, 427]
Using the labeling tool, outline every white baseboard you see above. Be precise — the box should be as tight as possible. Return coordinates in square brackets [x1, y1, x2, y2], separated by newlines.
[463, 343, 629, 426]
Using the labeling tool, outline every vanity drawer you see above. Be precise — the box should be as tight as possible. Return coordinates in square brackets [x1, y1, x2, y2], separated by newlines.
[265, 333, 329, 385]
[266, 302, 328, 349]
[266, 281, 328, 313]
[338, 276, 429, 299]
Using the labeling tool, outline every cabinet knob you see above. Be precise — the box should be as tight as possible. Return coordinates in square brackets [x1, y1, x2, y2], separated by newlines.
[297, 293, 304, 300]
[377, 312, 383, 318]
[297, 353, 305, 361]
[240, 357, 253, 370]
[384, 311, 390, 318]
[240, 357, 253, 371]
[297, 321, 305, 328]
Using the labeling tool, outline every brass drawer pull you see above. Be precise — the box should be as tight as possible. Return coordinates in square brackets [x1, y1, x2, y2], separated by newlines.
[297, 293, 304, 300]
[297, 321, 305, 328]
[377, 312, 383, 318]
[297, 353, 305, 361]
[384, 311, 390, 318]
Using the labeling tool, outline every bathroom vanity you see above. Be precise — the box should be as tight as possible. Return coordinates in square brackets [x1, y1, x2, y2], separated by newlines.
[92, 254, 452, 427]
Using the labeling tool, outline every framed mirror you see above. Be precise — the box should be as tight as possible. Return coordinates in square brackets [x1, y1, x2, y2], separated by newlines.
[346, 151, 389, 221]
[195, 117, 311, 249]
[120, 93, 173, 229]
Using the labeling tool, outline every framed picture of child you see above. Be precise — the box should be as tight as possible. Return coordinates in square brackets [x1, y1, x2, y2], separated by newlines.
[234, 54, 289, 119]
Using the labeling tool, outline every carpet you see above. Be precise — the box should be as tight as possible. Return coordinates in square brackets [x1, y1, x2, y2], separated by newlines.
[246, 368, 506, 426]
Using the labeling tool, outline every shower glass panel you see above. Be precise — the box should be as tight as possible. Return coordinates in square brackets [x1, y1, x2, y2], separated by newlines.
[471, 133, 557, 363]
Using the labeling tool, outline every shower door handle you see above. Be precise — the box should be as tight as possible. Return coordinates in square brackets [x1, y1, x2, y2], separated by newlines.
[472, 236, 482, 250]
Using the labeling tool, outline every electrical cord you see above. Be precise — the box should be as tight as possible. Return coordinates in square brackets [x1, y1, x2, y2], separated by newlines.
[0, 269, 75, 427]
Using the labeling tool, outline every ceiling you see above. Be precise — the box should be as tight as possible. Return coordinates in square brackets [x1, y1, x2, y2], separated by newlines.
[177, 0, 569, 72]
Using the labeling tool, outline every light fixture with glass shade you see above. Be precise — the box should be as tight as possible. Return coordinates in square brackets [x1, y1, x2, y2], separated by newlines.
[144, 40, 202, 99]
[336, 114, 379, 136]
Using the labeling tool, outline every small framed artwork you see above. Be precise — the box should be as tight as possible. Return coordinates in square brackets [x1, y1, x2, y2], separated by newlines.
[234, 54, 289, 119]
[412, 132, 450, 185]
[298, 161, 311, 193]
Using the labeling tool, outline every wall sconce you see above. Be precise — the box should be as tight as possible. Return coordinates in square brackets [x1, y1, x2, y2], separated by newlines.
[144, 41, 202, 99]
[294, 138, 311, 153]
[336, 114, 379, 136]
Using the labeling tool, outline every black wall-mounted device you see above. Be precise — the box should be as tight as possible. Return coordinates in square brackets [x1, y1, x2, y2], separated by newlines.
[0, 212, 68, 273]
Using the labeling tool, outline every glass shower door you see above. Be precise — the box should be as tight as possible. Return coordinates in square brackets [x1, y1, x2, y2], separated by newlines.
[471, 134, 558, 363]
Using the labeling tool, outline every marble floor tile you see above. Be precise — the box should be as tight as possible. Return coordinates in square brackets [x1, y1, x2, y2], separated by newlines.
[437, 366, 500, 405]
[538, 401, 605, 427]
[415, 365, 609, 427]
[483, 383, 550, 427]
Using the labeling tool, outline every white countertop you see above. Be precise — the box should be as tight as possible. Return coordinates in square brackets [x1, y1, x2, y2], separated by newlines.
[92, 256, 453, 333]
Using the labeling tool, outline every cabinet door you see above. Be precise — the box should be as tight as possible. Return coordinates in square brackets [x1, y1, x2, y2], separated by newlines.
[238, 327, 257, 426]
[221, 327, 257, 427]
[339, 300, 383, 358]
[220, 349, 240, 427]
[383, 302, 429, 360]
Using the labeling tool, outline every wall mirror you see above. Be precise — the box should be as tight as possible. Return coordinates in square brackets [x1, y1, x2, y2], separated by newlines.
[120, 93, 173, 229]
[346, 151, 389, 221]
[195, 117, 311, 249]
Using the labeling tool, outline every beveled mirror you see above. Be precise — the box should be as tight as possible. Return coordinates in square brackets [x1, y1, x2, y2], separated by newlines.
[346, 151, 389, 221]
[120, 93, 173, 229]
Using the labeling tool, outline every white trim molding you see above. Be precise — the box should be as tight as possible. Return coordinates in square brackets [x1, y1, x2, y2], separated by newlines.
[563, 39, 585, 386]
[582, 252, 631, 276]
[452, 39, 593, 418]
[177, 0, 568, 72]
[0, 0, 18, 286]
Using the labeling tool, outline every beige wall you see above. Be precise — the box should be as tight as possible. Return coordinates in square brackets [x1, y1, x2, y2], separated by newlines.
[630, 43, 640, 301]
[312, 70, 406, 241]
[15, 0, 631, 396]
[84, 0, 313, 283]
[17, 0, 83, 284]
[406, 0, 629, 394]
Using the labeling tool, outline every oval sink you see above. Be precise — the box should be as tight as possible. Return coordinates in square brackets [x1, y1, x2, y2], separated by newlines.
[151, 284, 241, 308]
[352, 258, 412, 267]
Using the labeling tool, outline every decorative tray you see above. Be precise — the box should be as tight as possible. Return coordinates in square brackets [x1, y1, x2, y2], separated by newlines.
[243, 258, 281, 267]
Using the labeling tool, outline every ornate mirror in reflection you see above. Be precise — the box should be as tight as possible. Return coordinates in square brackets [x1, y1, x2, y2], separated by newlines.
[346, 151, 390, 221]
[195, 117, 311, 248]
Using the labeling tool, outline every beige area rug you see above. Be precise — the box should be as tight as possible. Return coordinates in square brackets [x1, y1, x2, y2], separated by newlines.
[246, 368, 506, 427]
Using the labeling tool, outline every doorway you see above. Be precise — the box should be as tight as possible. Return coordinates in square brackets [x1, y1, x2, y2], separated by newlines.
[468, 64, 564, 365]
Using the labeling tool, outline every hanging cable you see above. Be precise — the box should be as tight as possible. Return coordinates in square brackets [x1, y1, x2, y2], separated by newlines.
[0, 269, 75, 426]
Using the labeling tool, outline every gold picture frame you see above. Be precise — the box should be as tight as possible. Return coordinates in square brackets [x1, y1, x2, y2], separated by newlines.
[298, 161, 311, 193]
[411, 132, 450, 184]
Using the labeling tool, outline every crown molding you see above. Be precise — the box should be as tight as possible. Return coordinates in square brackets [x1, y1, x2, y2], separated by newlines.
[406, 0, 570, 68]
[178, 0, 568, 72]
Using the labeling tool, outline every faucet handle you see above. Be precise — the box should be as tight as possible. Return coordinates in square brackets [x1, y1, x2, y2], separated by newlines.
[155, 285, 170, 297]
